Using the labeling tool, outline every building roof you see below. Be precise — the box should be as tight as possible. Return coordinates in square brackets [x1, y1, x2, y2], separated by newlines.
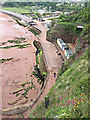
[57, 38, 64, 43]
[62, 44, 68, 48]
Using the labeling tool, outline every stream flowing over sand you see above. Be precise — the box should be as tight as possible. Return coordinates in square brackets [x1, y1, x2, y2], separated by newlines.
[0, 12, 42, 110]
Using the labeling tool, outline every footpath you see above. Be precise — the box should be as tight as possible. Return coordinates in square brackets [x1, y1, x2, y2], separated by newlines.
[22, 21, 65, 117]
[33, 21, 64, 105]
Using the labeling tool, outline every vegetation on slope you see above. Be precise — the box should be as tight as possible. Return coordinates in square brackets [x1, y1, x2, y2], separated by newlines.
[2, 7, 30, 14]
[29, 27, 41, 36]
[72, 7, 90, 23]
[1, 2, 89, 118]
[29, 48, 89, 118]
[3, 1, 89, 12]
[47, 22, 81, 43]
[47, 7, 89, 44]
[58, 7, 90, 23]
[2, 7, 41, 18]
[29, 12, 89, 119]
[37, 50, 47, 77]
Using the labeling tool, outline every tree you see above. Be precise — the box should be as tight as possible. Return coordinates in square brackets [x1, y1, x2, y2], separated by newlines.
[85, 2, 88, 7]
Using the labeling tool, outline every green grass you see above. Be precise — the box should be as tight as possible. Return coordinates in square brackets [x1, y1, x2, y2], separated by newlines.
[8, 40, 15, 43]
[8, 39, 21, 43]
[39, 50, 47, 77]
[29, 49, 89, 118]
[14, 40, 21, 43]
[2, 7, 30, 14]
[8, 37, 26, 44]
[36, 49, 47, 78]
[36, 55, 39, 64]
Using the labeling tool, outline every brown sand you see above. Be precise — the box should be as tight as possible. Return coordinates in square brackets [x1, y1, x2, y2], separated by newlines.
[0, 12, 42, 111]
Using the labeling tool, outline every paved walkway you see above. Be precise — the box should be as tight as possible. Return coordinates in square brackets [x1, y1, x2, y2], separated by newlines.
[22, 21, 64, 117]
[36, 21, 64, 71]
[36, 21, 63, 68]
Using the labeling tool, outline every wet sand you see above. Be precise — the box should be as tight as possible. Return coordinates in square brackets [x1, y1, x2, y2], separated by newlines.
[0, 12, 42, 110]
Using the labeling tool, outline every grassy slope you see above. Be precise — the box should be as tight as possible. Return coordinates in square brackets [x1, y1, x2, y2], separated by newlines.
[1, 7, 30, 14]
[29, 49, 89, 118]
[73, 7, 90, 23]
[57, 7, 90, 23]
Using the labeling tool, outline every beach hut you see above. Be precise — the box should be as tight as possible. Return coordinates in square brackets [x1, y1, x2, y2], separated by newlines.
[66, 49, 73, 59]
[57, 38, 73, 59]
[57, 38, 64, 49]
[61, 43, 67, 51]
[64, 47, 69, 57]
[64, 49, 68, 58]
[57, 39, 60, 47]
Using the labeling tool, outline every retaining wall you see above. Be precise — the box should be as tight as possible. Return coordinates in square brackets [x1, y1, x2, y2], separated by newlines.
[1, 11, 22, 21]
[34, 40, 48, 69]
[0, 10, 29, 25]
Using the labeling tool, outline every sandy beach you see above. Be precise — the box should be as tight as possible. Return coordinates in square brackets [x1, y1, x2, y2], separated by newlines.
[0, 12, 42, 109]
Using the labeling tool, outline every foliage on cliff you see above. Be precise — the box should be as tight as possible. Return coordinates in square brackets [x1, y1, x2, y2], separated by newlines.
[58, 7, 90, 23]
[47, 7, 89, 44]
[47, 22, 81, 43]
[29, 19, 89, 120]
[29, 47, 89, 118]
